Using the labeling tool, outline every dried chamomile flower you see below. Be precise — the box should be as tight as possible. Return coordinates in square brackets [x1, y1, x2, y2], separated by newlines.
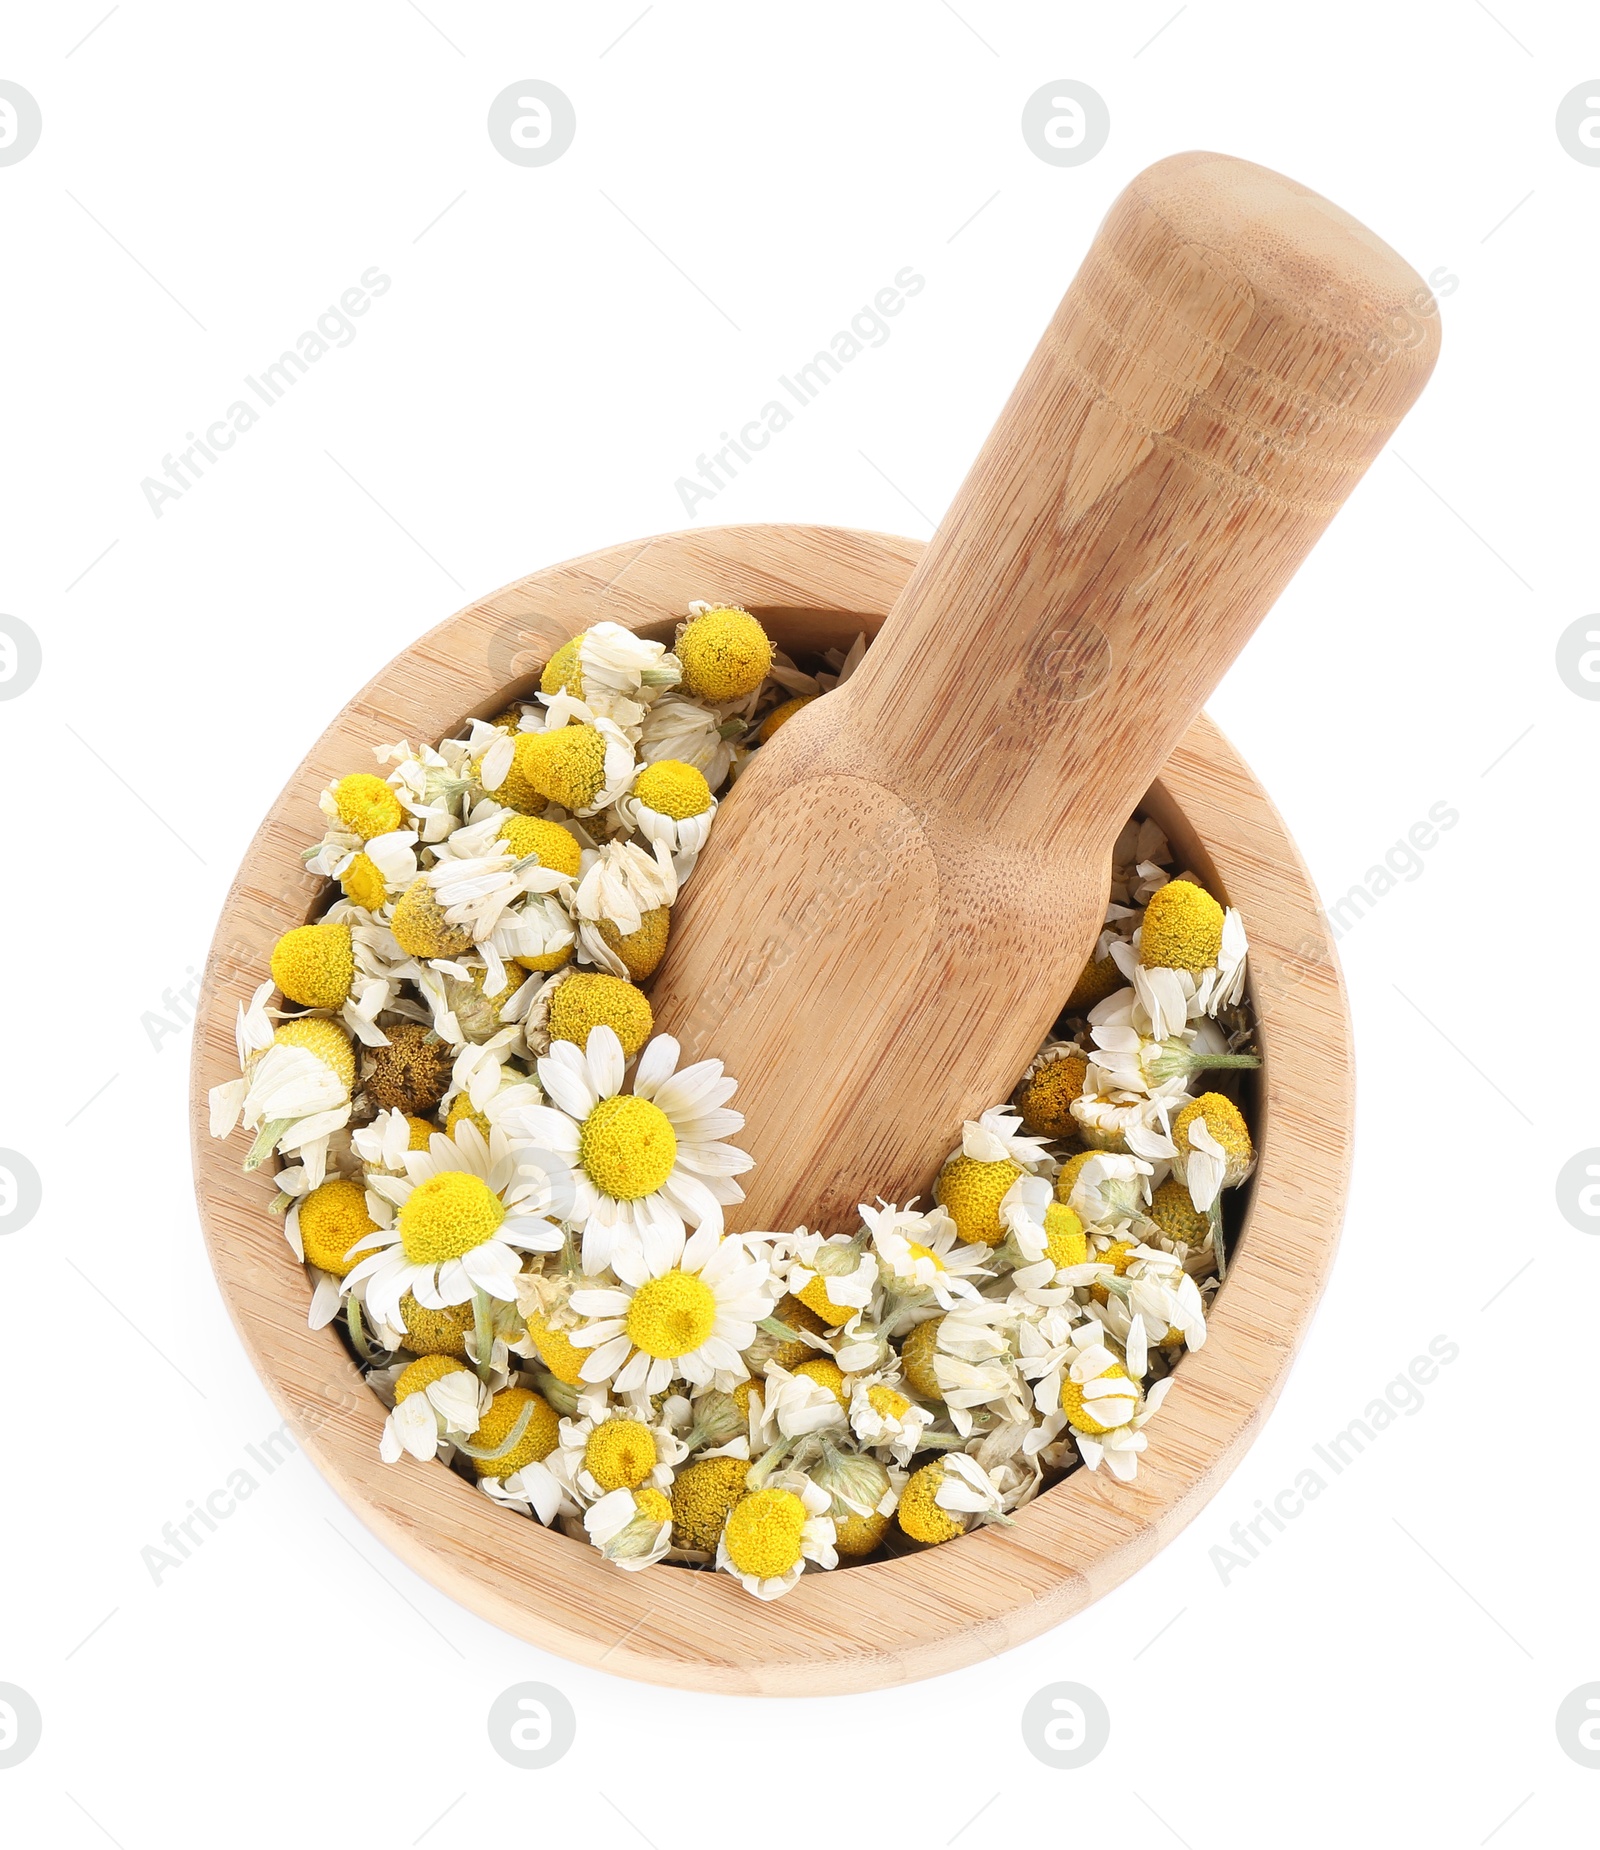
[669, 1454, 751, 1556]
[896, 1454, 1006, 1546]
[379, 1355, 486, 1463]
[349, 1122, 571, 1329]
[584, 1486, 674, 1569]
[1015, 1045, 1089, 1140]
[616, 758, 717, 861]
[1171, 1091, 1255, 1211]
[677, 604, 774, 704]
[715, 1472, 835, 1599]
[526, 1026, 751, 1274]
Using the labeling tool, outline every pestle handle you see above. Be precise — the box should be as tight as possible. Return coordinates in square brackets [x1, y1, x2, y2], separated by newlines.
[648, 151, 1440, 1234]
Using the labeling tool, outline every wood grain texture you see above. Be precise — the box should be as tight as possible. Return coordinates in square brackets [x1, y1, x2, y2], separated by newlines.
[647, 152, 1432, 1233]
[189, 523, 1353, 1695]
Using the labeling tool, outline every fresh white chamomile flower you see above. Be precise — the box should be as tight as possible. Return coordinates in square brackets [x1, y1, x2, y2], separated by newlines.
[861, 1200, 990, 1309]
[715, 1471, 836, 1600]
[637, 691, 737, 788]
[345, 1122, 571, 1328]
[377, 1356, 487, 1463]
[569, 1219, 776, 1395]
[848, 1373, 935, 1463]
[526, 1027, 752, 1275]
[584, 1486, 675, 1570]
[558, 1408, 683, 1504]
[423, 808, 573, 944]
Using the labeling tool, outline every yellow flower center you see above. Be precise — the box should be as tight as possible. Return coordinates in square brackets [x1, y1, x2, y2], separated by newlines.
[1139, 878, 1224, 972]
[1060, 1361, 1135, 1435]
[670, 1455, 750, 1553]
[897, 1462, 964, 1545]
[722, 1487, 807, 1579]
[1042, 1202, 1087, 1269]
[547, 973, 654, 1057]
[794, 1357, 849, 1408]
[904, 1239, 945, 1271]
[757, 694, 815, 743]
[597, 906, 670, 980]
[395, 1291, 475, 1358]
[899, 1316, 945, 1400]
[677, 606, 773, 702]
[796, 1272, 857, 1326]
[390, 876, 474, 960]
[579, 1094, 677, 1200]
[394, 1354, 470, 1403]
[339, 852, 388, 912]
[333, 772, 403, 840]
[867, 1384, 910, 1422]
[471, 1387, 559, 1479]
[270, 922, 354, 1011]
[935, 1153, 1023, 1247]
[1149, 1178, 1209, 1248]
[584, 1418, 657, 1491]
[633, 1487, 672, 1525]
[399, 1171, 506, 1264]
[1054, 1150, 1094, 1206]
[270, 1018, 355, 1092]
[508, 724, 608, 811]
[498, 814, 581, 877]
[1016, 1052, 1089, 1139]
[1173, 1091, 1254, 1164]
[634, 758, 712, 820]
[527, 1315, 589, 1386]
[540, 634, 585, 699]
[297, 1176, 374, 1277]
[625, 1270, 717, 1358]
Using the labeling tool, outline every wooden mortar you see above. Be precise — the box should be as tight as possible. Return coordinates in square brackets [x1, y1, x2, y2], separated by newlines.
[190, 523, 1352, 1694]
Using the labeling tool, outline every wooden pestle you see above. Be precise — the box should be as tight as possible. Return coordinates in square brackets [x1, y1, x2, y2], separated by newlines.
[647, 151, 1440, 1234]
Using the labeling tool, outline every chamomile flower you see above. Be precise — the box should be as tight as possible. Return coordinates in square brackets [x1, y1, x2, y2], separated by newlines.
[896, 1454, 1007, 1545]
[378, 1355, 486, 1463]
[676, 604, 774, 705]
[287, 1172, 378, 1330]
[861, 1200, 989, 1309]
[638, 691, 737, 787]
[615, 759, 718, 863]
[479, 708, 635, 819]
[782, 1230, 879, 1327]
[526, 1026, 752, 1273]
[715, 1472, 835, 1599]
[1058, 1151, 1156, 1232]
[558, 1409, 682, 1503]
[751, 1360, 850, 1441]
[568, 1220, 776, 1394]
[539, 621, 680, 732]
[363, 1022, 455, 1115]
[574, 839, 679, 974]
[584, 1486, 674, 1569]
[492, 892, 578, 976]
[1171, 1092, 1255, 1212]
[847, 1373, 934, 1463]
[209, 989, 356, 1180]
[345, 1122, 571, 1328]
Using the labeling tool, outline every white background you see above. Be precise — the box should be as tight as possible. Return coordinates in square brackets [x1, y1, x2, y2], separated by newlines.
[2, 1, 1597, 1842]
